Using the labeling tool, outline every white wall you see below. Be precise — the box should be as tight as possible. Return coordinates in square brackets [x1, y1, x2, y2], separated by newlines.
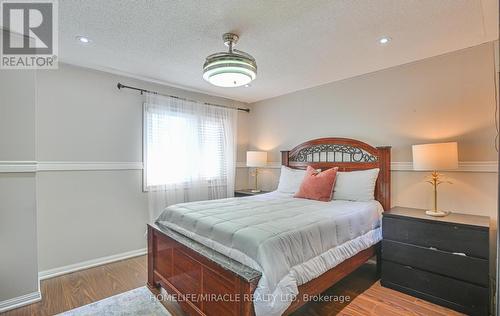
[34, 64, 249, 272]
[0, 69, 39, 307]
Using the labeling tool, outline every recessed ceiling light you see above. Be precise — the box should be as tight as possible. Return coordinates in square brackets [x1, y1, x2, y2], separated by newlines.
[244, 84, 250, 88]
[76, 36, 91, 44]
[378, 36, 391, 45]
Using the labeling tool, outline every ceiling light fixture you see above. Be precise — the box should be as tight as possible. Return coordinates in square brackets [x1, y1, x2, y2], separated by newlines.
[76, 36, 91, 44]
[378, 36, 391, 45]
[203, 33, 257, 88]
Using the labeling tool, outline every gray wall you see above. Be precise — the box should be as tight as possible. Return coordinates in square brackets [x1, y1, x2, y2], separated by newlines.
[1, 38, 497, 308]
[0, 70, 39, 303]
[0, 71, 36, 161]
[240, 42, 498, 278]
[1, 61, 250, 306]
[242, 43, 498, 218]
[35, 64, 249, 271]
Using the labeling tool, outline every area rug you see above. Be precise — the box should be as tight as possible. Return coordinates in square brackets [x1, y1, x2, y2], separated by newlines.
[57, 287, 171, 316]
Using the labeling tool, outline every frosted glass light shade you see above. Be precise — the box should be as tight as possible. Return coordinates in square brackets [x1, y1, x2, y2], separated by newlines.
[246, 151, 267, 167]
[203, 53, 257, 87]
[412, 142, 458, 171]
[204, 71, 253, 87]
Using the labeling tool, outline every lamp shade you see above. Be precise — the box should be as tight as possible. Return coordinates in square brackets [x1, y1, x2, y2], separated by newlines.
[412, 142, 458, 171]
[246, 151, 267, 167]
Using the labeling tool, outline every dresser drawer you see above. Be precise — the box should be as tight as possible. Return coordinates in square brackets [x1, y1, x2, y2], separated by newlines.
[381, 260, 489, 315]
[382, 216, 488, 259]
[382, 239, 489, 286]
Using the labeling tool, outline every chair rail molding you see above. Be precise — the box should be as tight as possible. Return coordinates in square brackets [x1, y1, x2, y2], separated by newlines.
[0, 161, 496, 173]
[37, 161, 143, 171]
[390, 161, 498, 172]
[236, 161, 499, 173]
[0, 161, 143, 172]
[0, 161, 37, 172]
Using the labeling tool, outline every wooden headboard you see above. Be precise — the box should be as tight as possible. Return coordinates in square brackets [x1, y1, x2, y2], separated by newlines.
[281, 137, 391, 211]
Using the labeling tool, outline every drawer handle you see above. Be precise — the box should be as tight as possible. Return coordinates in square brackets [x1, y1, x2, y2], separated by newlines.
[403, 265, 413, 270]
[429, 247, 467, 256]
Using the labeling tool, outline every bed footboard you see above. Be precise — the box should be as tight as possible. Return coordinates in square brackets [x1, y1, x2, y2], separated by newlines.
[147, 224, 260, 316]
[148, 224, 379, 316]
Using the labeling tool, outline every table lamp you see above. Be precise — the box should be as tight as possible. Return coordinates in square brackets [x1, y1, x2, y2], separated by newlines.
[246, 151, 267, 192]
[412, 142, 458, 217]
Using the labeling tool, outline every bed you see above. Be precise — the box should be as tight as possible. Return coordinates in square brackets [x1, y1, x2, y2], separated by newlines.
[147, 137, 391, 316]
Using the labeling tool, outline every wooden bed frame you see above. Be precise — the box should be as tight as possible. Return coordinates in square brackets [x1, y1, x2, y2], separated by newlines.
[147, 138, 391, 316]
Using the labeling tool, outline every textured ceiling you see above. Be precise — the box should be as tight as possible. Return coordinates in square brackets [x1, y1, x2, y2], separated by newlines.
[59, 0, 498, 103]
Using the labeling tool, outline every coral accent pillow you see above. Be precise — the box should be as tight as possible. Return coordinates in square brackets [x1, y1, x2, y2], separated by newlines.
[294, 166, 338, 202]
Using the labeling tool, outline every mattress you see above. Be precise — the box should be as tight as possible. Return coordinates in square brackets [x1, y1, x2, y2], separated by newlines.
[156, 191, 383, 316]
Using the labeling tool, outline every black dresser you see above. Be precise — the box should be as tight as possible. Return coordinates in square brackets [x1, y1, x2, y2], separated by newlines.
[381, 206, 490, 316]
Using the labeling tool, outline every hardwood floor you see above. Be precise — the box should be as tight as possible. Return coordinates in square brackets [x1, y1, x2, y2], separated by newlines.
[2, 256, 147, 316]
[2, 256, 463, 316]
[290, 262, 463, 316]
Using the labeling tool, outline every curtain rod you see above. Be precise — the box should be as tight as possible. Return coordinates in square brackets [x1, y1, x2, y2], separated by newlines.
[116, 82, 250, 113]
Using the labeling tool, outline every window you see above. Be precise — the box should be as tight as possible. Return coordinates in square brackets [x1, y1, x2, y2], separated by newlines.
[143, 95, 236, 199]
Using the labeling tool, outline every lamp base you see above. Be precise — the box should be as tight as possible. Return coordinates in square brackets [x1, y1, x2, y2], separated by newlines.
[251, 189, 261, 193]
[425, 210, 450, 217]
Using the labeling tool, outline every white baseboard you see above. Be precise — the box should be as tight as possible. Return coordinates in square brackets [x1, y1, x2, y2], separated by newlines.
[0, 291, 41, 313]
[39, 248, 147, 281]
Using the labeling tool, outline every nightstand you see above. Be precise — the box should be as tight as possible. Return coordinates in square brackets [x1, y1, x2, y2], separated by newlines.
[381, 206, 490, 316]
[234, 189, 270, 197]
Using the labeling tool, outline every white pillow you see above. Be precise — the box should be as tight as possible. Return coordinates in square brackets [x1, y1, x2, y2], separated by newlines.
[276, 166, 306, 194]
[333, 168, 379, 201]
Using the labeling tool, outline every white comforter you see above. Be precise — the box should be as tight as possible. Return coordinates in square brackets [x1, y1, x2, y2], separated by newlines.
[156, 192, 382, 316]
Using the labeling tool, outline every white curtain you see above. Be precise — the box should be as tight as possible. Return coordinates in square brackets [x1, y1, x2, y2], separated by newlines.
[144, 94, 237, 221]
